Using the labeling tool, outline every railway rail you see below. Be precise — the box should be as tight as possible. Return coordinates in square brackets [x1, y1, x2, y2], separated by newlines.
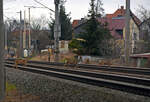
[5, 59, 150, 97]
[6, 58, 150, 76]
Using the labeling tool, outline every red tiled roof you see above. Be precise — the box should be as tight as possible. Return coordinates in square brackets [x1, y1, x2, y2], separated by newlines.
[98, 17, 125, 39]
[106, 6, 141, 27]
[72, 6, 141, 39]
[106, 6, 125, 19]
[72, 20, 80, 28]
[130, 12, 141, 26]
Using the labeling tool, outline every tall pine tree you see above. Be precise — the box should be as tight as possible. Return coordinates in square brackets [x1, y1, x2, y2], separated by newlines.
[79, 0, 111, 56]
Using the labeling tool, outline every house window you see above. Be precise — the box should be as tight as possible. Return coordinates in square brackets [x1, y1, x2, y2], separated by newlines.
[116, 29, 123, 38]
[133, 47, 137, 53]
[133, 33, 137, 40]
[117, 15, 123, 17]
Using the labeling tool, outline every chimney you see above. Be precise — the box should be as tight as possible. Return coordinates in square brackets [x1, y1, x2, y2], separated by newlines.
[121, 6, 124, 9]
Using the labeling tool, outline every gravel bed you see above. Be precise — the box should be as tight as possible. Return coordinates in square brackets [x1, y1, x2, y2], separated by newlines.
[6, 67, 150, 102]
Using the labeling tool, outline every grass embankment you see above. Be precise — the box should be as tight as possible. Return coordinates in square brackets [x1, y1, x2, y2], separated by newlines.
[4, 82, 39, 102]
[6, 82, 16, 92]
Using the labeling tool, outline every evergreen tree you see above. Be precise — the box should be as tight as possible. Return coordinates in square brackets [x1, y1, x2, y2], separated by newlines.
[95, 0, 104, 17]
[59, 4, 72, 40]
[49, 2, 72, 40]
[79, 0, 111, 56]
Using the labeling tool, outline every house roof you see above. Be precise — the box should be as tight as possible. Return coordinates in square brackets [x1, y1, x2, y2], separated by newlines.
[130, 11, 141, 27]
[106, 6, 125, 18]
[72, 20, 80, 28]
[98, 17, 125, 39]
[72, 18, 87, 28]
[106, 6, 141, 27]
[72, 6, 141, 39]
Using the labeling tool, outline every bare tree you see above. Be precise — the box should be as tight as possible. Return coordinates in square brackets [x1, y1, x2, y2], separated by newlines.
[31, 15, 48, 30]
[99, 39, 124, 58]
[0, 0, 5, 101]
[30, 15, 50, 54]
[7, 20, 20, 47]
[136, 5, 150, 21]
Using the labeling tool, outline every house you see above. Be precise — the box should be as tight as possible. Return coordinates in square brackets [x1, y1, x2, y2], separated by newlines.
[72, 6, 141, 54]
[106, 6, 125, 18]
[123, 12, 141, 54]
[72, 18, 87, 38]
[98, 6, 126, 39]
[98, 17, 125, 39]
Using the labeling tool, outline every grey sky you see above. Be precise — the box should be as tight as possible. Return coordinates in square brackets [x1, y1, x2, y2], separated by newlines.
[4, 0, 150, 21]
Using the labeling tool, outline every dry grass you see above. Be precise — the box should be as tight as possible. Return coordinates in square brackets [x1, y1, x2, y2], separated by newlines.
[4, 91, 40, 102]
[3, 83, 40, 102]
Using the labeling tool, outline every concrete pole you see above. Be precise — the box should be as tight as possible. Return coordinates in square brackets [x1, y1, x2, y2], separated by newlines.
[4, 22, 8, 55]
[0, 0, 5, 101]
[54, 0, 60, 62]
[23, 10, 26, 50]
[28, 8, 31, 49]
[19, 11, 23, 57]
[125, 0, 130, 65]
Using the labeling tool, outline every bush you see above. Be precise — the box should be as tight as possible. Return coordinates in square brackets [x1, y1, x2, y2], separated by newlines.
[69, 39, 84, 55]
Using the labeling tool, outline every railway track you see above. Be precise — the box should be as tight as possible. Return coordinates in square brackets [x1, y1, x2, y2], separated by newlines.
[5, 59, 150, 97]
[6, 58, 150, 76]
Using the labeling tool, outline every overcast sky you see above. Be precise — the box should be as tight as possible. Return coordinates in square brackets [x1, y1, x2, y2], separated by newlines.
[3, 0, 150, 21]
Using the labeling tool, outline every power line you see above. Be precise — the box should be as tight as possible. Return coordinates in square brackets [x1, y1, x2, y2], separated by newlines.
[24, 6, 46, 8]
[33, 0, 55, 13]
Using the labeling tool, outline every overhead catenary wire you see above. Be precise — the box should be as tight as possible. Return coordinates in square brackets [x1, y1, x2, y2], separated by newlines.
[33, 0, 55, 13]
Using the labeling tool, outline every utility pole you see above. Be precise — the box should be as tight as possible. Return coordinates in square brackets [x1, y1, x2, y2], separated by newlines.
[24, 5, 55, 57]
[0, 0, 5, 101]
[18, 11, 23, 57]
[125, 0, 130, 65]
[4, 21, 8, 55]
[28, 8, 31, 49]
[54, 0, 61, 62]
[23, 11, 26, 50]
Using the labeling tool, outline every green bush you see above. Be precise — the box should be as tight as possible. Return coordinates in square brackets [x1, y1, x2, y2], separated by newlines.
[69, 39, 84, 55]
